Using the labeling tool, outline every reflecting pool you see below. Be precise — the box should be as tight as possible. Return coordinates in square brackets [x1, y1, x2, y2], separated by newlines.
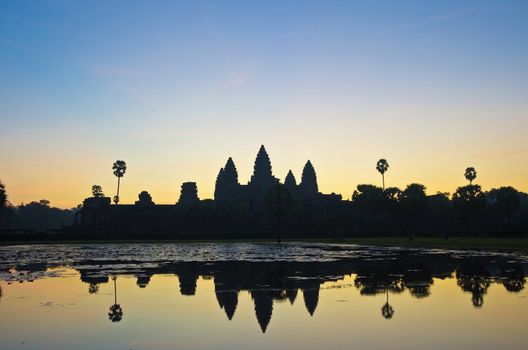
[0, 243, 527, 349]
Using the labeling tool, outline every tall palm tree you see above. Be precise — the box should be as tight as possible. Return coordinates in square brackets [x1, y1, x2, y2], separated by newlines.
[112, 160, 127, 204]
[376, 159, 389, 190]
[108, 276, 123, 322]
[464, 167, 477, 185]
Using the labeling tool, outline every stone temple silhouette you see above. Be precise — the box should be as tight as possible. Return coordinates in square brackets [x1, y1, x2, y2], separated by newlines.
[215, 145, 321, 207]
[78, 145, 342, 234]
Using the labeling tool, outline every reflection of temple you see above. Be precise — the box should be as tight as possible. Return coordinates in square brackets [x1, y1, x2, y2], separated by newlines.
[177, 269, 199, 296]
[302, 288, 319, 316]
[251, 290, 273, 332]
[214, 267, 239, 320]
[216, 289, 238, 321]
[5, 249, 527, 332]
[136, 274, 151, 288]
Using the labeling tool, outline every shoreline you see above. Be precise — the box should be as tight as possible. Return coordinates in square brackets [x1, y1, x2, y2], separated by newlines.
[1, 236, 527, 251]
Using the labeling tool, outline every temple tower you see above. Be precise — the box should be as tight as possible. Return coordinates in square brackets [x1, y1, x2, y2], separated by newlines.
[178, 182, 199, 206]
[284, 170, 297, 192]
[299, 160, 318, 195]
[135, 191, 155, 206]
[248, 145, 278, 193]
[223, 157, 239, 187]
[214, 157, 240, 204]
[214, 168, 225, 202]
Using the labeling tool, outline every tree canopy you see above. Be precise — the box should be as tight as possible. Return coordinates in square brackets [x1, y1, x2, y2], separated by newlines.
[92, 185, 104, 198]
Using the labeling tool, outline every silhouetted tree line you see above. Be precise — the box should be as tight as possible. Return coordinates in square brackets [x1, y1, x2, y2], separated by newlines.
[0, 180, 76, 232]
[72, 183, 527, 240]
[2, 153, 528, 239]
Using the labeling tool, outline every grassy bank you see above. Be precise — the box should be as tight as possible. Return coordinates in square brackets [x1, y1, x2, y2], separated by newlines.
[1, 236, 527, 251]
[336, 236, 528, 251]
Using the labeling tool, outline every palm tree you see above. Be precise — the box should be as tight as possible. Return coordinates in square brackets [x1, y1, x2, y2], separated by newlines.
[108, 276, 123, 322]
[376, 159, 389, 190]
[464, 167, 477, 185]
[112, 160, 127, 204]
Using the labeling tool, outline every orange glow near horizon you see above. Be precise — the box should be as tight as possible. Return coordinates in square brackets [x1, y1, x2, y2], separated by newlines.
[2, 139, 527, 209]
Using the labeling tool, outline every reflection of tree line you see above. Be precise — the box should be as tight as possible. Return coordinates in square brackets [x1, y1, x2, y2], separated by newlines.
[1, 251, 524, 331]
[69, 255, 527, 331]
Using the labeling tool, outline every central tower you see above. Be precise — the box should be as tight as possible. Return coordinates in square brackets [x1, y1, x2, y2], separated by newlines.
[248, 145, 278, 194]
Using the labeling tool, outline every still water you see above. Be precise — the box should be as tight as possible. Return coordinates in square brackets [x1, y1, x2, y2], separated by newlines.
[0, 243, 527, 350]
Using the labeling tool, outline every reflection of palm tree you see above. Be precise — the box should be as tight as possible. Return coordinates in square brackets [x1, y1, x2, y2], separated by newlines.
[376, 159, 389, 190]
[88, 283, 99, 294]
[108, 276, 123, 322]
[112, 160, 127, 204]
[381, 290, 394, 319]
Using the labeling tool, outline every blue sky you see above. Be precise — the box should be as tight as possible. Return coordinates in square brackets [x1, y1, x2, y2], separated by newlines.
[1, 0, 527, 207]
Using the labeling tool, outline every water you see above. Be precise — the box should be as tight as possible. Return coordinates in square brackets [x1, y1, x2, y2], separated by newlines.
[0, 243, 527, 349]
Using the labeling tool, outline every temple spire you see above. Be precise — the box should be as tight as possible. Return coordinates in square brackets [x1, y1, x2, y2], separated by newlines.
[284, 170, 297, 190]
[248, 145, 277, 192]
[214, 157, 240, 204]
[178, 182, 199, 206]
[300, 160, 318, 194]
[252, 145, 273, 180]
[214, 168, 226, 202]
[224, 157, 239, 186]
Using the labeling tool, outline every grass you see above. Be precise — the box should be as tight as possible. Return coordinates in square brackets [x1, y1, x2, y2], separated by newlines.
[1, 236, 527, 251]
[336, 236, 528, 251]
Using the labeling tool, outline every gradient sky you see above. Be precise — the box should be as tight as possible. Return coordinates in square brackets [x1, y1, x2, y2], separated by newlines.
[1, 0, 527, 208]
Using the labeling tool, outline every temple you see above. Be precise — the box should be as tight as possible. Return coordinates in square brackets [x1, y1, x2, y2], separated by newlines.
[77, 145, 342, 236]
[214, 145, 324, 209]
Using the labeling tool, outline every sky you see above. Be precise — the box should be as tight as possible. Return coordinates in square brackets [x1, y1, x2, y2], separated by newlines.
[1, 0, 527, 208]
